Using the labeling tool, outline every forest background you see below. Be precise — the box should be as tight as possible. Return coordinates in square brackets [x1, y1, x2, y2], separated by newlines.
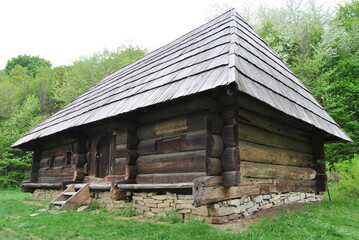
[0, 0, 357, 190]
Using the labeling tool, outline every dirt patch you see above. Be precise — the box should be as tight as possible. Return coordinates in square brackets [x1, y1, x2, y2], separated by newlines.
[212, 202, 319, 232]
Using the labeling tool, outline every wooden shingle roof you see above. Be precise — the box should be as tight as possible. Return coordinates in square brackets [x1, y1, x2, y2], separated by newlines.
[12, 9, 351, 147]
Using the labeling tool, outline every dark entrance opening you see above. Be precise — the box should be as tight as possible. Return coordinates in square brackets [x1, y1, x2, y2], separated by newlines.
[96, 137, 110, 178]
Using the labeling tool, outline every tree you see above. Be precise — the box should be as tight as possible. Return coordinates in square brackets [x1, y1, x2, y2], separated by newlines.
[4, 55, 52, 77]
[53, 45, 146, 106]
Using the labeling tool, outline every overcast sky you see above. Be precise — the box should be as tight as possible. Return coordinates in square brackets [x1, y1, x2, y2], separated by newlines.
[0, 0, 344, 70]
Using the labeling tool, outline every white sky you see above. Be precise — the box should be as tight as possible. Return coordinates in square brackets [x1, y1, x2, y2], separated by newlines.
[0, 0, 343, 70]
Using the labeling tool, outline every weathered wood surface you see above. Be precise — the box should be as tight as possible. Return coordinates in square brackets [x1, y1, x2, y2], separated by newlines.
[117, 182, 193, 189]
[71, 154, 87, 167]
[137, 96, 221, 123]
[222, 124, 238, 147]
[206, 135, 224, 157]
[194, 184, 260, 206]
[136, 172, 206, 184]
[113, 158, 126, 175]
[72, 168, 84, 181]
[273, 179, 316, 193]
[240, 161, 316, 180]
[155, 115, 188, 135]
[206, 158, 223, 176]
[136, 150, 206, 174]
[238, 123, 313, 154]
[124, 165, 137, 180]
[221, 104, 237, 125]
[222, 171, 240, 186]
[221, 147, 240, 171]
[115, 146, 137, 164]
[237, 94, 313, 132]
[237, 107, 309, 142]
[315, 174, 327, 192]
[239, 140, 314, 167]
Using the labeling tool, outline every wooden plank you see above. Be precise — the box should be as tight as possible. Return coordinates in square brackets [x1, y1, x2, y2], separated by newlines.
[136, 150, 206, 174]
[240, 161, 316, 180]
[136, 172, 206, 184]
[239, 140, 314, 167]
[237, 107, 309, 142]
[274, 179, 317, 193]
[117, 183, 193, 189]
[237, 93, 313, 132]
[238, 123, 313, 154]
[194, 184, 260, 206]
[155, 115, 187, 135]
[221, 147, 240, 171]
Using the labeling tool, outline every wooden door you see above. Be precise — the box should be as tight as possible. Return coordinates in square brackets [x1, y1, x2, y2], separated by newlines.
[96, 137, 110, 178]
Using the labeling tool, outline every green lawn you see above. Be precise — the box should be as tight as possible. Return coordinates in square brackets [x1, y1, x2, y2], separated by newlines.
[0, 188, 358, 240]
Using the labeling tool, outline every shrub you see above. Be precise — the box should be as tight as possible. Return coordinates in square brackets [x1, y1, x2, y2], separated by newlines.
[333, 154, 359, 198]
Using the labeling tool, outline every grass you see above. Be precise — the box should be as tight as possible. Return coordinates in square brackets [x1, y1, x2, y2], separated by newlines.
[0, 187, 358, 240]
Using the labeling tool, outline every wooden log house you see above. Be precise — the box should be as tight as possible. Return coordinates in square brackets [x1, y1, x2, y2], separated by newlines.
[13, 10, 351, 212]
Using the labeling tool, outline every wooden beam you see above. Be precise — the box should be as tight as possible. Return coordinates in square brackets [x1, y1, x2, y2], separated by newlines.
[136, 172, 206, 184]
[239, 140, 314, 167]
[240, 161, 316, 180]
[238, 123, 313, 154]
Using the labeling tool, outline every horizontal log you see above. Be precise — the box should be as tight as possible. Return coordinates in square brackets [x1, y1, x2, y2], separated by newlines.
[137, 95, 221, 123]
[240, 161, 316, 180]
[207, 114, 224, 135]
[222, 124, 238, 147]
[239, 141, 314, 167]
[206, 158, 223, 176]
[115, 146, 137, 164]
[222, 171, 240, 186]
[136, 172, 206, 184]
[117, 183, 193, 189]
[273, 179, 317, 193]
[193, 176, 223, 188]
[155, 115, 187, 135]
[194, 184, 260, 206]
[136, 150, 206, 174]
[237, 93, 313, 132]
[37, 176, 73, 183]
[221, 147, 240, 171]
[238, 123, 313, 154]
[113, 158, 126, 175]
[237, 107, 309, 142]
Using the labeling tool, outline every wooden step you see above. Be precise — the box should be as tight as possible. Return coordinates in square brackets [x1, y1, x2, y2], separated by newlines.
[63, 192, 77, 196]
[52, 201, 67, 205]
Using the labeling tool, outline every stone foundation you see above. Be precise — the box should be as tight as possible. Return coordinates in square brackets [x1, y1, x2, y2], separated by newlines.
[31, 189, 62, 201]
[130, 191, 322, 223]
[31, 189, 322, 223]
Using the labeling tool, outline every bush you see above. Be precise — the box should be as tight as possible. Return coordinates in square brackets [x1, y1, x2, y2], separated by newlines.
[333, 154, 359, 198]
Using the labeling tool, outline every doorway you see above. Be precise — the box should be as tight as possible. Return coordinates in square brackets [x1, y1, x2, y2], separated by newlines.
[96, 137, 110, 178]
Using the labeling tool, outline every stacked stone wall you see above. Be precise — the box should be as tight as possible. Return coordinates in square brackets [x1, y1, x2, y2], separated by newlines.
[31, 189, 322, 224]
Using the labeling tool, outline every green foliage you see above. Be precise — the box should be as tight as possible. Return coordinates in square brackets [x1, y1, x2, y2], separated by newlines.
[332, 154, 359, 198]
[53, 45, 146, 107]
[114, 204, 136, 217]
[4, 55, 51, 77]
[155, 212, 183, 224]
[1, 189, 359, 239]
